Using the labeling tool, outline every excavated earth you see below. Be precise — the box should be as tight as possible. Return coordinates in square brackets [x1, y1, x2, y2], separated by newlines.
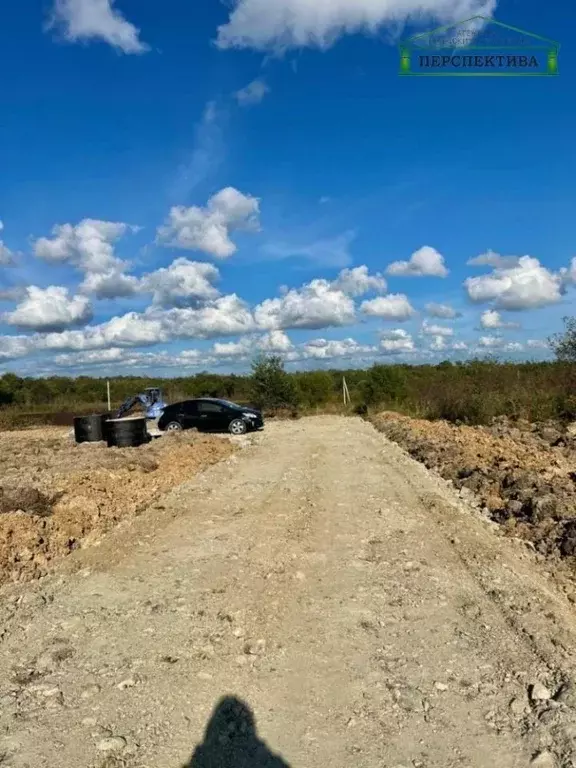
[371, 412, 576, 563]
[0, 427, 235, 585]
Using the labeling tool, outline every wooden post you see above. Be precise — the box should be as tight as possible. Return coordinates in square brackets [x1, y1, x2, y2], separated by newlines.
[107, 380, 111, 412]
[343, 377, 351, 406]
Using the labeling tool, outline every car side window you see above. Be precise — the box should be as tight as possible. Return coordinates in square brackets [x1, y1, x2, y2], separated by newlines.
[181, 401, 198, 415]
[198, 402, 224, 414]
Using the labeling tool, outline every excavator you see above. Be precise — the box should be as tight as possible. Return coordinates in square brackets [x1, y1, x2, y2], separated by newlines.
[115, 387, 167, 420]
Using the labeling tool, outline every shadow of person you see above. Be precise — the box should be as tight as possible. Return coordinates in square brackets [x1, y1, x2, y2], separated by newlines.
[183, 696, 292, 768]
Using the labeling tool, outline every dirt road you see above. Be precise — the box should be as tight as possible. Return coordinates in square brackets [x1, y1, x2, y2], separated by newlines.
[2, 417, 576, 768]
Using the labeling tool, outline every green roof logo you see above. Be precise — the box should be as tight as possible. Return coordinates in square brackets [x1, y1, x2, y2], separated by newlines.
[399, 16, 559, 76]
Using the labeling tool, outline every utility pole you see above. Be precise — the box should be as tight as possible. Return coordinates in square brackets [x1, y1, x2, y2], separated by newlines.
[107, 380, 111, 412]
[342, 376, 351, 406]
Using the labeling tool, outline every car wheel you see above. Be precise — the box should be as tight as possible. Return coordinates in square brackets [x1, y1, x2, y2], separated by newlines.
[165, 421, 183, 432]
[229, 419, 247, 436]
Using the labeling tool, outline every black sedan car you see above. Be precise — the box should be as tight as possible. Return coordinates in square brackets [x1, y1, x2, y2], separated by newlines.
[158, 398, 264, 435]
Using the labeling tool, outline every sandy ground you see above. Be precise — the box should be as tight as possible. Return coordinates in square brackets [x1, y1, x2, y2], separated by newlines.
[0, 428, 235, 584]
[1, 417, 576, 767]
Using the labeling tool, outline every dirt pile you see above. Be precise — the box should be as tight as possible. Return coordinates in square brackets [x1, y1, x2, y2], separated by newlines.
[0, 428, 235, 584]
[371, 412, 576, 559]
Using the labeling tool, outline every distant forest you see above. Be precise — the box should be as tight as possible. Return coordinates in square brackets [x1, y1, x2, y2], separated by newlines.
[1, 358, 576, 427]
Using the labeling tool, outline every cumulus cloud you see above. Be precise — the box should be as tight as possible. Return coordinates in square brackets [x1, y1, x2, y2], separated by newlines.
[467, 250, 519, 269]
[293, 337, 375, 361]
[331, 265, 386, 296]
[160, 295, 256, 340]
[478, 335, 504, 349]
[429, 335, 447, 352]
[425, 302, 460, 319]
[34, 218, 137, 298]
[140, 259, 220, 308]
[79, 270, 139, 299]
[49, 0, 148, 53]
[235, 78, 270, 106]
[254, 279, 355, 330]
[422, 321, 453, 337]
[380, 332, 415, 354]
[4, 286, 93, 332]
[464, 256, 562, 310]
[157, 187, 260, 258]
[260, 329, 294, 353]
[0, 293, 256, 360]
[54, 347, 204, 370]
[360, 293, 415, 321]
[216, 0, 496, 51]
[212, 330, 293, 361]
[452, 341, 468, 351]
[0, 222, 16, 266]
[387, 246, 448, 278]
[480, 309, 520, 330]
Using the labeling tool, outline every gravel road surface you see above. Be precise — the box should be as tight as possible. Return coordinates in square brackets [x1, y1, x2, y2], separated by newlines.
[2, 416, 576, 768]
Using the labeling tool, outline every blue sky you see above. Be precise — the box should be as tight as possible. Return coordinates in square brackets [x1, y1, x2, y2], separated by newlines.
[0, 0, 574, 376]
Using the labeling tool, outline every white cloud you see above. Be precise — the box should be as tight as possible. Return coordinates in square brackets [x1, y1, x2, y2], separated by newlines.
[361, 293, 415, 321]
[0, 335, 35, 361]
[4, 286, 93, 332]
[211, 330, 293, 361]
[216, 0, 496, 51]
[49, 0, 148, 53]
[464, 256, 562, 310]
[34, 218, 137, 298]
[140, 259, 220, 307]
[54, 347, 205, 370]
[452, 341, 468, 351]
[478, 335, 504, 349]
[422, 320, 453, 337]
[262, 231, 355, 268]
[254, 279, 355, 330]
[380, 328, 411, 341]
[425, 302, 460, 319]
[79, 269, 139, 299]
[429, 335, 447, 352]
[331, 265, 386, 297]
[235, 78, 270, 106]
[479, 309, 520, 330]
[260, 329, 293, 353]
[160, 295, 256, 339]
[0, 221, 15, 266]
[380, 333, 415, 354]
[157, 187, 260, 258]
[295, 337, 375, 361]
[467, 250, 520, 269]
[560, 257, 576, 286]
[387, 245, 448, 278]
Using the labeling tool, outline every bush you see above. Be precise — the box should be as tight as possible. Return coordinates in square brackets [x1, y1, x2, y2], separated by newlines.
[359, 365, 408, 407]
[249, 355, 300, 411]
[294, 371, 335, 407]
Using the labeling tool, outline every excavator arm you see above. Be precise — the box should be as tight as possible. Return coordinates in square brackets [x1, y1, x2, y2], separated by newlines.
[115, 394, 146, 419]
